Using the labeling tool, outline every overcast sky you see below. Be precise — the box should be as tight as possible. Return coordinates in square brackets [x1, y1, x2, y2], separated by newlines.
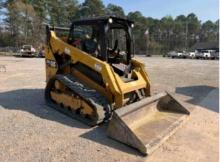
[80, 0, 219, 22]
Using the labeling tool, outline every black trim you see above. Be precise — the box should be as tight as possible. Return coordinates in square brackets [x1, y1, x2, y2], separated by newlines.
[72, 63, 105, 86]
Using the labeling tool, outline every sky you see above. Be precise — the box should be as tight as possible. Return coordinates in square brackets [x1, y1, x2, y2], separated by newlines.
[0, 0, 218, 23]
[79, 0, 219, 22]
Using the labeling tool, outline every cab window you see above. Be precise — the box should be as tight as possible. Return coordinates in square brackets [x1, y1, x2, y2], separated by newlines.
[69, 25, 100, 56]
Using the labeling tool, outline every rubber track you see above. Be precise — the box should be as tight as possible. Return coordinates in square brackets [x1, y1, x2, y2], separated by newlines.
[45, 74, 111, 126]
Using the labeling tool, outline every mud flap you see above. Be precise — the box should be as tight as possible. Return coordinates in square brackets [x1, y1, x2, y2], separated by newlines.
[107, 92, 190, 155]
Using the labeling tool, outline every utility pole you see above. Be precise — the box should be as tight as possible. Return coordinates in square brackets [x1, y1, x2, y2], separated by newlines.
[185, 21, 188, 51]
[24, 2, 28, 44]
[144, 29, 149, 56]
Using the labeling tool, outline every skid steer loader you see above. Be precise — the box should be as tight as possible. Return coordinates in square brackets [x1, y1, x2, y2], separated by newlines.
[45, 16, 189, 155]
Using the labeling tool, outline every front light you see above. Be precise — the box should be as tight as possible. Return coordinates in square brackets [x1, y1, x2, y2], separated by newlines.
[131, 23, 134, 28]
[108, 18, 113, 24]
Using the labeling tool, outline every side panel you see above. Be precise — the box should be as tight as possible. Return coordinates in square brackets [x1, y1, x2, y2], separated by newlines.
[45, 45, 58, 82]
[49, 31, 121, 96]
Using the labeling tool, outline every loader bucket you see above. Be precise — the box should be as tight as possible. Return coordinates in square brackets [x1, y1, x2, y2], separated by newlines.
[107, 92, 189, 155]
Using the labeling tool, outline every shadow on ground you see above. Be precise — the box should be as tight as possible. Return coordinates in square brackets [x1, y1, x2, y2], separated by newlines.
[80, 124, 142, 156]
[0, 88, 140, 156]
[176, 85, 219, 113]
[0, 89, 88, 129]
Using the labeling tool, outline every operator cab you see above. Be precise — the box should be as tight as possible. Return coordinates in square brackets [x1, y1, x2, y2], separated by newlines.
[68, 16, 135, 76]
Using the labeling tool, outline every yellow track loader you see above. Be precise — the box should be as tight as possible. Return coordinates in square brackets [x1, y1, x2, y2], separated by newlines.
[45, 17, 189, 155]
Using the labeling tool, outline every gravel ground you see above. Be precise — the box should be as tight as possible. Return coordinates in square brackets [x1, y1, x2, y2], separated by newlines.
[0, 56, 219, 162]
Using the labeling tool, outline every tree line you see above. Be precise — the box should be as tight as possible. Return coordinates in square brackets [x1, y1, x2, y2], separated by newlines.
[0, 0, 219, 54]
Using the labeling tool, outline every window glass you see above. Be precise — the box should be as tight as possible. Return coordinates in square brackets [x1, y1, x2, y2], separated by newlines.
[69, 25, 94, 50]
[23, 45, 31, 49]
[107, 29, 127, 52]
[69, 25, 100, 56]
[74, 26, 93, 40]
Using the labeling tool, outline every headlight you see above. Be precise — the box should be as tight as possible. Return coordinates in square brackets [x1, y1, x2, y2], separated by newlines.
[131, 23, 134, 28]
[108, 18, 113, 24]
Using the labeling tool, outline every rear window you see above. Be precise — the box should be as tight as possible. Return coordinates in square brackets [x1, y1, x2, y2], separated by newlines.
[23, 45, 31, 49]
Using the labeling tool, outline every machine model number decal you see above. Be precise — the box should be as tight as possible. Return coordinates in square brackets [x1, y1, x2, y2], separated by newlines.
[94, 64, 102, 72]
[46, 59, 57, 68]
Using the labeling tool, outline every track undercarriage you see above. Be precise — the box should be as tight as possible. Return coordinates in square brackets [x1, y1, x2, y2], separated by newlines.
[45, 74, 111, 126]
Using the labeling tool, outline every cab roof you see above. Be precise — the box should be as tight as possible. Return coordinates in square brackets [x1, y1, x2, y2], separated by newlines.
[71, 16, 134, 26]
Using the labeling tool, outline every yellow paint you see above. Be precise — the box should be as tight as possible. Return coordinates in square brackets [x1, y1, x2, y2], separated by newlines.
[45, 29, 151, 109]
[50, 91, 94, 116]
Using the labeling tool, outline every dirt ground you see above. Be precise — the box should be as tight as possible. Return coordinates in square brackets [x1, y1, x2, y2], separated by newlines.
[0, 56, 219, 162]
